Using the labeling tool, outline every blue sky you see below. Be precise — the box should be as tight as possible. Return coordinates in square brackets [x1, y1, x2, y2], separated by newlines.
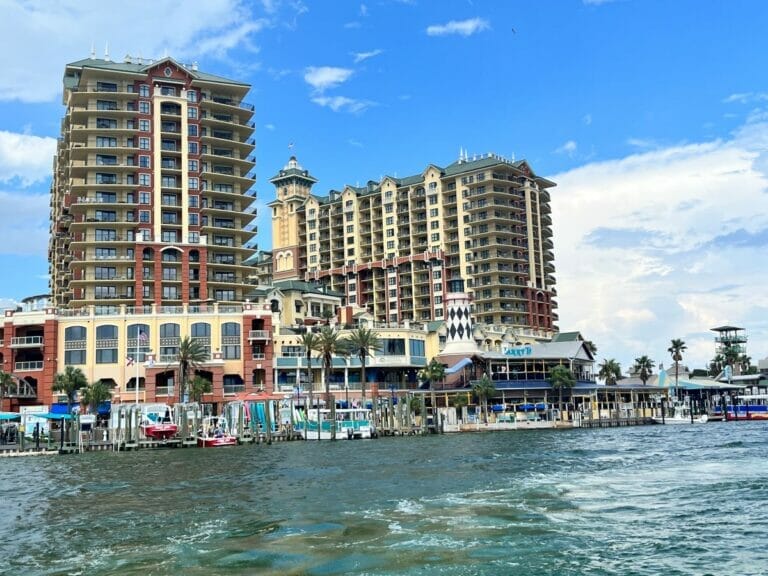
[2, 0, 768, 373]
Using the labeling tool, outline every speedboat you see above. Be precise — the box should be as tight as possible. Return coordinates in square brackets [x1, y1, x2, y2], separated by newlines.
[198, 416, 237, 447]
[653, 402, 708, 425]
[140, 404, 179, 440]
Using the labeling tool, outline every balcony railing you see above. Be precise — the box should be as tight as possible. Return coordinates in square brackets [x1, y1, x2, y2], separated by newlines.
[15, 361, 44, 371]
[248, 330, 271, 340]
[10, 336, 44, 347]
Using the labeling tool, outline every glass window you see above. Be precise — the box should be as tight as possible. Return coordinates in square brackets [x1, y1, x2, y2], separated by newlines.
[139, 101, 150, 114]
[188, 107, 198, 119]
[191, 322, 211, 337]
[188, 142, 198, 154]
[139, 85, 149, 97]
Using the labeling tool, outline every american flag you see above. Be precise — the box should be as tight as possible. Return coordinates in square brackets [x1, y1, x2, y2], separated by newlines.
[126, 355, 135, 366]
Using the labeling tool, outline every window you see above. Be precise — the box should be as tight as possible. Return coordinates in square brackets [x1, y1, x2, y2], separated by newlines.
[221, 322, 241, 359]
[64, 326, 87, 365]
[139, 192, 150, 204]
[97, 100, 118, 111]
[188, 177, 198, 190]
[188, 107, 198, 119]
[139, 210, 150, 223]
[214, 289, 235, 301]
[188, 159, 199, 172]
[188, 142, 199, 154]
[96, 118, 117, 129]
[429, 208, 439, 217]
[139, 119, 150, 131]
[139, 85, 149, 97]
[429, 194, 438, 205]
[187, 90, 197, 103]
[162, 286, 179, 299]
[189, 213, 198, 225]
[139, 101, 150, 114]
[430, 220, 440, 229]
[380, 338, 406, 356]
[386, 240, 395, 249]
[139, 137, 150, 150]
[96, 136, 117, 147]
[96, 154, 117, 166]
[409, 339, 425, 357]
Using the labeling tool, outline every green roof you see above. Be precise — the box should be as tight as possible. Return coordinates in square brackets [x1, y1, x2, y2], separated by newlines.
[552, 331, 583, 342]
[65, 57, 249, 87]
[272, 280, 344, 298]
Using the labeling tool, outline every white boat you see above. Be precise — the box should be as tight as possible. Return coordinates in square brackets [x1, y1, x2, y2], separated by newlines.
[140, 403, 178, 439]
[299, 408, 375, 440]
[653, 402, 709, 425]
[197, 415, 237, 447]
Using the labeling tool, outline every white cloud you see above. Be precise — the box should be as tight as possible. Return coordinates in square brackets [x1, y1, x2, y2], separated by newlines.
[0, 131, 57, 185]
[555, 140, 578, 156]
[626, 137, 658, 149]
[0, 190, 49, 256]
[311, 95, 372, 114]
[0, 0, 269, 102]
[723, 92, 768, 104]
[353, 49, 383, 64]
[426, 17, 490, 37]
[304, 66, 354, 93]
[552, 116, 768, 371]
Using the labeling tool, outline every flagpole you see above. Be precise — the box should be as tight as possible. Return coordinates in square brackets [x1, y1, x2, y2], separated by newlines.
[135, 328, 140, 405]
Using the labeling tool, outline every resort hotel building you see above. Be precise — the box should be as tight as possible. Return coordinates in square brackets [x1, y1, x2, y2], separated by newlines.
[268, 153, 558, 344]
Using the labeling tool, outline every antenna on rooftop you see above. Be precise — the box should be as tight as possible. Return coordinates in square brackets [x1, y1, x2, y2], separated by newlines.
[104, 42, 110, 62]
[90, 42, 96, 60]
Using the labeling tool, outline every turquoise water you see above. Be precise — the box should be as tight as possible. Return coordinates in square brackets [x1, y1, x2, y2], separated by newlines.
[1, 423, 766, 575]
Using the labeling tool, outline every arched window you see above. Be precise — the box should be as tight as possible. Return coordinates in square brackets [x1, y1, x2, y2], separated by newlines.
[128, 323, 150, 362]
[221, 322, 241, 359]
[160, 323, 180, 363]
[95, 324, 118, 364]
[65, 326, 87, 365]
[191, 322, 211, 359]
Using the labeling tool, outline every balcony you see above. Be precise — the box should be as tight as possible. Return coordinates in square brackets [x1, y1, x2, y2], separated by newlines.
[10, 336, 44, 348]
[248, 330, 271, 340]
[15, 360, 44, 371]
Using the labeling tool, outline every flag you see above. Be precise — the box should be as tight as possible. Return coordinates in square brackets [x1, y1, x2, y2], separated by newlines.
[126, 355, 134, 366]
[139, 330, 148, 343]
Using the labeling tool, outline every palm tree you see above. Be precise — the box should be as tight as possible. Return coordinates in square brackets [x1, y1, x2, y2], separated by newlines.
[188, 375, 212, 404]
[178, 336, 208, 403]
[0, 370, 14, 411]
[597, 358, 622, 385]
[344, 326, 381, 403]
[667, 339, 687, 391]
[53, 366, 88, 414]
[584, 340, 598, 356]
[299, 332, 319, 410]
[313, 325, 349, 406]
[472, 373, 496, 424]
[549, 364, 576, 418]
[80, 379, 115, 414]
[632, 355, 655, 385]
[418, 358, 446, 391]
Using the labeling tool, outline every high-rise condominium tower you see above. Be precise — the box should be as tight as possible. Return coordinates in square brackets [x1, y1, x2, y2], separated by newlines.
[49, 55, 257, 310]
[269, 153, 557, 333]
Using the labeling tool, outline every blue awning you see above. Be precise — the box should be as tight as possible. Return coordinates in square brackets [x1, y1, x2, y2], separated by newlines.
[491, 404, 505, 412]
[50, 403, 72, 414]
[35, 413, 74, 420]
[0, 412, 21, 421]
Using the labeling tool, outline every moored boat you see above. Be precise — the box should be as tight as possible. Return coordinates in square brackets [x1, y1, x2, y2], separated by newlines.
[299, 408, 375, 440]
[198, 416, 237, 447]
[140, 404, 178, 440]
[653, 402, 709, 425]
